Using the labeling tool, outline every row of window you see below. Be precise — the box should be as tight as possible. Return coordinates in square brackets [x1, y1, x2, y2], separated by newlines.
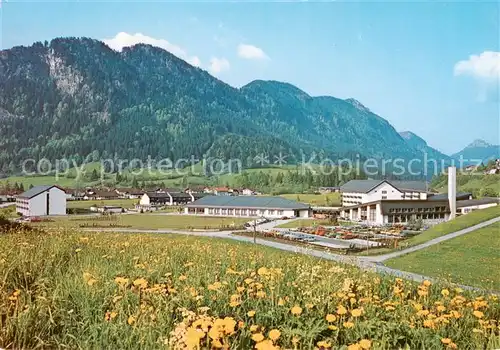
[207, 208, 284, 216]
[342, 194, 362, 200]
[388, 206, 446, 213]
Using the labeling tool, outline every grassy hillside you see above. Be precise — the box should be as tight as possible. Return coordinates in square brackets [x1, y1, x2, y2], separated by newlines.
[357, 206, 500, 256]
[386, 221, 500, 290]
[1, 229, 499, 349]
[279, 192, 341, 206]
[430, 173, 500, 197]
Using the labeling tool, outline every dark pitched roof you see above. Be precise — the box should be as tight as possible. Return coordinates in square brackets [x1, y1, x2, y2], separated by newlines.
[428, 192, 472, 201]
[186, 195, 310, 210]
[145, 192, 171, 199]
[18, 185, 64, 199]
[456, 198, 500, 208]
[340, 180, 427, 193]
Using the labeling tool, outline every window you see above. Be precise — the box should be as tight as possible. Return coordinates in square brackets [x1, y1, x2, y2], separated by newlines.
[214, 208, 220, 215]
[382, 196, 387, 200]
[268, 210, 274, 216]
[277, 210, 284, 216]
[235, 209, 240, 216]
[382, 190, 387, 194]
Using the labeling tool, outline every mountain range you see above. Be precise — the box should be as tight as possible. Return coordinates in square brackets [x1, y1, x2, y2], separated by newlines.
[0, 37, 491, 176]
[452, 139, 500, 164]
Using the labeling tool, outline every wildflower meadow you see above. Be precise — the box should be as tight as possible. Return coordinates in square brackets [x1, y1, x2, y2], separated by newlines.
[1, 228, 499, 349]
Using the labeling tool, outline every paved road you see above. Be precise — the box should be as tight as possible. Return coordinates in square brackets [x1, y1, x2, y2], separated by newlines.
[86, 215, 500, 292]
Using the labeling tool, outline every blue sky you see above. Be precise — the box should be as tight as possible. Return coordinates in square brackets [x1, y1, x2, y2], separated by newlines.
[1, 1, 499, 155]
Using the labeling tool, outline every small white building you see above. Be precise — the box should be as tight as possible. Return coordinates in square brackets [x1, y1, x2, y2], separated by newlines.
[184, 195, 311, 218]
[16, 185, 67, 217]
[456, 198, 499, 215]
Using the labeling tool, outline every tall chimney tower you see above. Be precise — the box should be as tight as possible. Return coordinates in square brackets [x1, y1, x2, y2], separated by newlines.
[448, 166, 457, 220]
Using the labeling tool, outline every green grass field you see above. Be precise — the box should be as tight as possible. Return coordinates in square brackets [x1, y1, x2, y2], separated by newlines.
[67, 199, 139, 209]
[385, 221, 500, 290]
[360, 205, 500, 255]
[32, 214, 249, 230]
[1, 229, 499, 349]
[279, 192, 341, 206]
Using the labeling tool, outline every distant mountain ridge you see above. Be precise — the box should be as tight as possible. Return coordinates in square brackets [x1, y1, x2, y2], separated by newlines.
[452, 139, 500, 164]
[0, 37, 450, 175]
[399, 131, 451, 161]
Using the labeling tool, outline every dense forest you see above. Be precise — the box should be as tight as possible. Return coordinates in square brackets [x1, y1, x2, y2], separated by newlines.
[0, 37, 452, 177]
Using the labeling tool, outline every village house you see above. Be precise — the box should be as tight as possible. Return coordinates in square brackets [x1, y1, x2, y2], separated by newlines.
[16, 185, 66, 217]
[115, 188, 143, 199]
[139, 190, 206, 208]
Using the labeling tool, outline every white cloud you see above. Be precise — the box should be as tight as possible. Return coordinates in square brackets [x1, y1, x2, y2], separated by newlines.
[237, 43, 269, 60]
[454, 51, 500, 80]
[103, 32, 201, 68]
[209, 57, 230, 75]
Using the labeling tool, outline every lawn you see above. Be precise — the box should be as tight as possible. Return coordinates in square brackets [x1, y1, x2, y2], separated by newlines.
[385, 221, 500, 290]
[67, 199, 139, 209]
[32, 214, 249, 230]
[401, 205, 500, 247]
[357, 205, 500, 256]
[1, 229, 499, 349]
[279, 192, 341, 206]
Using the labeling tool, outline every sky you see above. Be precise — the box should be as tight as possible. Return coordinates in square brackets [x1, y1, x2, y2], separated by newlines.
[0, 0, 499, 155]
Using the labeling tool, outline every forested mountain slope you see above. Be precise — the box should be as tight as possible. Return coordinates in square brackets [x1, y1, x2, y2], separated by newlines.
[0, 37, 441, 174]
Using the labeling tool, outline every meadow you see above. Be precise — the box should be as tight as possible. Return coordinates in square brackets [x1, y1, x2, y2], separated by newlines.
[385, 221, 500, 291]
[67, 198, 139, 209]
[279, 193, 341, 207]
[30, 214, 249, 231]
[1, 229, 499, 349]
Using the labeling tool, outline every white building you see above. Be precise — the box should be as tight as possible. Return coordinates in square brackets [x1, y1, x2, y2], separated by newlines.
[340, 180, 429, 206]
[184, 195, 311, 218]
[16, 185, 67, 217]
[456, 198, 499, 215]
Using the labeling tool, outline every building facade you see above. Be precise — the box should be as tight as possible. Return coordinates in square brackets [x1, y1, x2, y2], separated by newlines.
[340, 180, 429, 206]
[339, 199, 450, 225]
[185, 196, 311, 218]
[139, 191, 205, 207]
[16, 185, 67, 217]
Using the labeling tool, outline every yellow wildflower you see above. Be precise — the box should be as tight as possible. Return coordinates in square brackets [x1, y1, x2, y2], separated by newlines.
[291, 305, 302, 315]
[359, 339, 372, 349]
[343, 321, 355, 328]
[337, 305, 347, 315]
[441, 289, 450, 297]
[127, 316, 135, 325]
[473, 310, 484, 318]
[351, 308, 362, 317]
[441, 338, 452, 345]
[326, 314, 337, 322]
[317, 340, 331, 348]
[268, 329, 281, 341]
[114, 277, 129, 285]
[133, 278, 148, 289]
[247, 310, 256, 317]
[252, 333, 265, 342]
